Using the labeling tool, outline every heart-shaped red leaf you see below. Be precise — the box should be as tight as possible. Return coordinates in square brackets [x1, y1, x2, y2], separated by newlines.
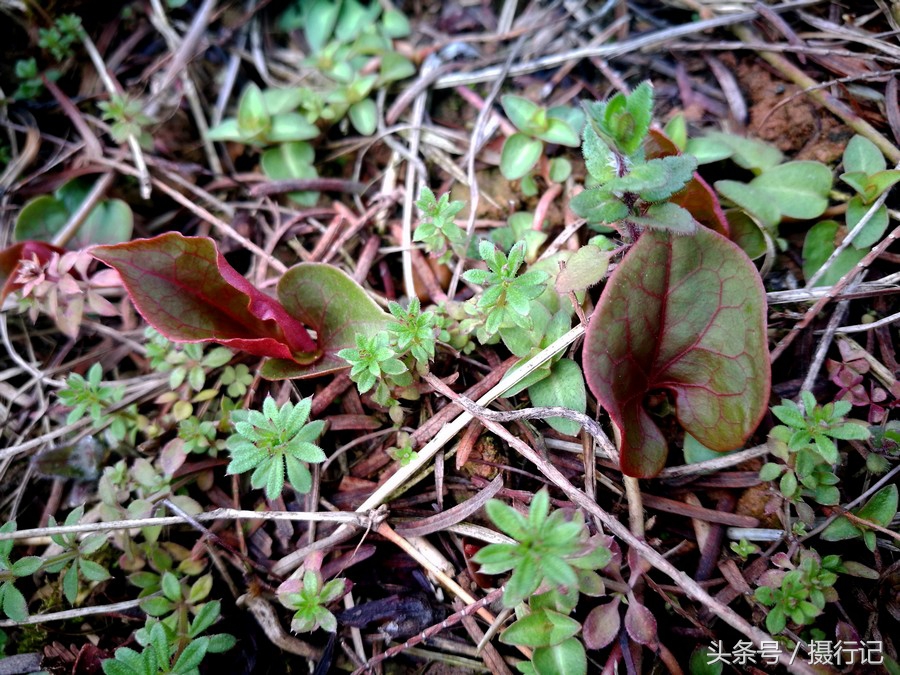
[584, 226, 770, 477]
[92, 233, 316, 359]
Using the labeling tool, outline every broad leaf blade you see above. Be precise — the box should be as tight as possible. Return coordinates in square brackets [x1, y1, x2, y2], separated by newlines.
[583, 227, 770, 477]
[92, 233, 316, 359]
[262, 264, 390, 379]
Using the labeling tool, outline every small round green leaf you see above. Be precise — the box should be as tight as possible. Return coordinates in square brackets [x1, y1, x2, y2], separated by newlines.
[500, 133, 543, 180]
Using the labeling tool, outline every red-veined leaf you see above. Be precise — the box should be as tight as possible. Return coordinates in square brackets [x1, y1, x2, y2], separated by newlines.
[92, 233, 316, 359]
[584, 226, 770, 477]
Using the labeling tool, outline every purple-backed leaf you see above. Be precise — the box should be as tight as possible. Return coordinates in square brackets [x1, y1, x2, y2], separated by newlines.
[624, 600, 657, 646]
[583, 598, 620, 650]
[261, 263, 390, 379]
[645, 129, 729, 236]
[584, 226, 770, 477]
[0, 240, 67, 300]
[92, 233, 316, 360]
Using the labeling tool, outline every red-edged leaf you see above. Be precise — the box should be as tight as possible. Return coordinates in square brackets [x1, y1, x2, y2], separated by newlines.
[583, 598, 620, 650]
[92, 233, 316, 359]
[645, 129, 729, 236]
[624, 600, 657, 646]
[0, 241, 66, 300]
[584, 226, 770, 477]
[261, 263, 390, 379]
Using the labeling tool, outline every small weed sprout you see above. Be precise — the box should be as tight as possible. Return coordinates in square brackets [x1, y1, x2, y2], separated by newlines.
[225, 396, 326, 499]
[278, 570, 349, 633]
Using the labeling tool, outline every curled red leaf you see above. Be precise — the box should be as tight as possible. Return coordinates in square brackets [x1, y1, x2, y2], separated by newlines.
[92, 233, 317, 360]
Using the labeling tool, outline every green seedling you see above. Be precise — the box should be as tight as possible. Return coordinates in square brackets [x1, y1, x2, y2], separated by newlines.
[761, 392, 870, 505]
[225, 395, 326, 499]
[414, 187, 466, 264]
[44, 505, 111, 604]
[754, 549, 842, 634]
[207, 83, 319, 146]
[99, 94, 153, 147]
[277, 569, 350, 633]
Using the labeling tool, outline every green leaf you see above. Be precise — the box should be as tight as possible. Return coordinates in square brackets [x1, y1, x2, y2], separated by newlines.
[482, 500, 529, 541]
[527, 359, 586, 436]
[846, 197, 889, 249]
[535, 118, 580, 147]
[303, 0, 340, 52]
[801, 220, 867, 286]
[684, 433, 738, 464]
[190, 600, 221, 638]
[759, 462, 784, 481]
[63, 563, 79, 603]
[261, 142, 319, 207]
[348, 99, 377, 136]
[236, 83, 270, 138]
[569, 189, 628, 224]
[583, 227, 770, 477]
[501, 609, 581, 648]
[379, 52, 415, 83]
[699, 131, 784, 172]
[172, 637, 209, 673]
[161, 572, 182, 602]
[726, 210, 767, 260]
[79, 559, 111, 582]
[685, 135, 735, 165]
[500, 133, 543, 180]
[750, 161, 832, 220]
[780, 471, 798, 498]
[555, 245, 609, 293]
[690, 646, 724, 675]
[548, 157, 572, 183]
[263, 263, 390, 379]
[10, 556, 42, 577]
[2, 583, 27, 622]
[715, 180, 780, 229]
[582, 126, 617, 183]
[140, 596, 175, 616]
[381, 9, 411, 38]
[862, 170, 900, 201]
[268, 113, 320, 143]
[843, 135, 885, 175]
[630, 202, 698, 234]
[531, 638, 587, 675]
[857, 484, 898, 526]
[502, 95, 542, 132]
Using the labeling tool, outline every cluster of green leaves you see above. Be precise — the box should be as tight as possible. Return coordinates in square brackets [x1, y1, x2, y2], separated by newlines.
[761, 391, 870, 506]
[754, 549, 842, 634]
[44, 505, 111, 604]
[474, 490, 611, 675]
[13, 14, 83, 100]
[102, 609, 234, 675]
[803, 135, 900, 285]
[280, 0, 413, 136]
[277, 569, 349, 633]
[99, 94, 153, 146]
[571, 82, 700, 235]
[500, 95, 582, 183]
[339, 297, 438, 409]
[413, 187, 466, 264]
[58, 363, 137, 443]
[38, 14, 83, 61]
[225, 396, 326, 500]
[463, 240, 549, 339]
